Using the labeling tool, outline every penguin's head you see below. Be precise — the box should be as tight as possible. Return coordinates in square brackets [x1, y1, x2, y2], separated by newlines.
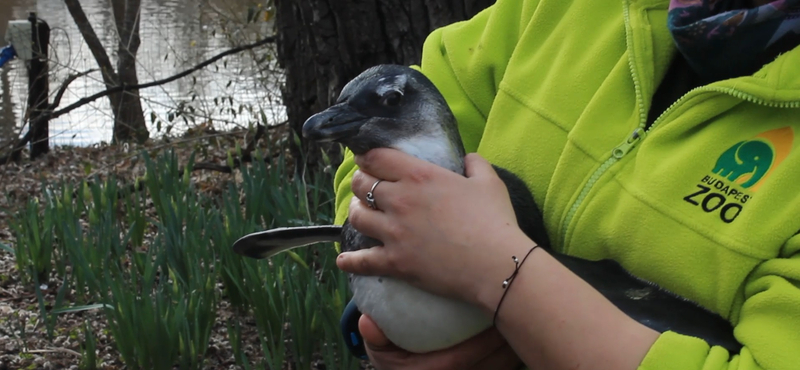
[303, 65, 466, 172]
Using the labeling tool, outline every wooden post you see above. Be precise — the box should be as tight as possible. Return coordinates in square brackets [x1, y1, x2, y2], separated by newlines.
[27, 12, 50, 159]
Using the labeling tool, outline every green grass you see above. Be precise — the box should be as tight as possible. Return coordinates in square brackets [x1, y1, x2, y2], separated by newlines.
[8, 149, 357, 370]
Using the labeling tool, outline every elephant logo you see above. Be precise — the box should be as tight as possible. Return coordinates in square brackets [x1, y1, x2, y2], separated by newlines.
[712, 140, 773, 188]
[712, 127, 794, 191]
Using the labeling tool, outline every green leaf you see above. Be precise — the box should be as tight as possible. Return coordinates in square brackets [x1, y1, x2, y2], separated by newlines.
[0, 242, 13, 255]
[293, 130, 302, 148]
[285, 251, 309, 270]
[226, 151, 234, 170]
[51, 304, 112, 315]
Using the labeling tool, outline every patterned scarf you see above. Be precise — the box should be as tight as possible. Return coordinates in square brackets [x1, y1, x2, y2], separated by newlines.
[668, 0, 800, 81]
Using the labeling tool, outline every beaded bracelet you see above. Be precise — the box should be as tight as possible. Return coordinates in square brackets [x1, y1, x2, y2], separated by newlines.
[493, 245, 539, 326]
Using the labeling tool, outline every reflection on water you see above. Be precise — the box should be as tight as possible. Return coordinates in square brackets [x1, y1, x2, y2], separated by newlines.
[0, 0, 282, 146]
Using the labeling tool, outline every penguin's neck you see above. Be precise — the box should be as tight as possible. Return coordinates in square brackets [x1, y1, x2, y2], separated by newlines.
[391, 134, 465, 175]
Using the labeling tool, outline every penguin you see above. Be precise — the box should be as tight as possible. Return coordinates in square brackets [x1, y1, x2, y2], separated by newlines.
[233, 65, 740, 354]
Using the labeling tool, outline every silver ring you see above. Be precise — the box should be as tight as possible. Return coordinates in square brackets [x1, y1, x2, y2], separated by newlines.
[366, 179, 383, 210]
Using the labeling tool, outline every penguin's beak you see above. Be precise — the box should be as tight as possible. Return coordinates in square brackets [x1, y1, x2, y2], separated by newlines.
[302, 103, 368, 141]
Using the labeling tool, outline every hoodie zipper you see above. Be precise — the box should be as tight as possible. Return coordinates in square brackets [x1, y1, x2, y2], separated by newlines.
[559, 0, 646, 243]
[559, 0, 800, 247]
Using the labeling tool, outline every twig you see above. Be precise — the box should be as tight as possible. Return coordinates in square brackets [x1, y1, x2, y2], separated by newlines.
[51, 69, 97, 110]
[74, 124, 285, 199]
[79, 127, 274, 181]
[189, 148, 285, 174]
[26, 347, 82, 357]
[102, 148, 285, 198]
[190, 123, 268, 173]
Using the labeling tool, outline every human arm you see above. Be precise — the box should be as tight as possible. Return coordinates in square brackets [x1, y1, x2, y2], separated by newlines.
[340, 148, 800, 370]
[338, 150, 659, 370]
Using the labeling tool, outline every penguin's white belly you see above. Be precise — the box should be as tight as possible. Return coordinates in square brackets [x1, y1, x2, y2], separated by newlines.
[351, 275, 491, 353]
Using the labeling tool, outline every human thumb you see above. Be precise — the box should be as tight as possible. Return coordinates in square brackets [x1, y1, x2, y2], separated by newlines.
[464, 153, 496, 179]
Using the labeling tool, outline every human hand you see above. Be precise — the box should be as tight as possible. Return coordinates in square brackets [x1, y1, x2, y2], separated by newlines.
[359, 314, 522, 370]
[337, 148, 534, 304]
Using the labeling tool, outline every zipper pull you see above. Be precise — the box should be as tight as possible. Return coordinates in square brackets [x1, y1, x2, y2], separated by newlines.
[612, 128, 645, 159]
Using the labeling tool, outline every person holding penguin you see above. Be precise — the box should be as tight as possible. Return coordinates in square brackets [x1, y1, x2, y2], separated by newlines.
[333, 0, 800, 369]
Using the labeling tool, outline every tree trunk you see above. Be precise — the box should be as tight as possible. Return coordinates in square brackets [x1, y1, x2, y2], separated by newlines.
[63, 0, 148, 144]
[110, 0, 148, 143]
[63, 0, 119, 94]
[274, 0, 495, 170]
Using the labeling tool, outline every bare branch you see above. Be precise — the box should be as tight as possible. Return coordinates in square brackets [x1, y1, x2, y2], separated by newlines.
[191, 123, 268, 173]
[51, 69, 96, 109]
[26, 347, 82, 357]
[78, 125, 282, 199]
[86, 121, 289, 176]
[39, 36, 276, 130]
[0, 37, 276, 165]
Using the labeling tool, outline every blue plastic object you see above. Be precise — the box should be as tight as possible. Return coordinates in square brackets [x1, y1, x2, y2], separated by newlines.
[341, 298, 368, 359]
[0, 45, 16, 67]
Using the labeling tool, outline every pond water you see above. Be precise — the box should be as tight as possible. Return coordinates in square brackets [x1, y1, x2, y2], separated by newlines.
[0, 0, 282, 146]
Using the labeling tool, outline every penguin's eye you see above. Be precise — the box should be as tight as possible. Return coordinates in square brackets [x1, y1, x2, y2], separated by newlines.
[380, 90, 403, 107]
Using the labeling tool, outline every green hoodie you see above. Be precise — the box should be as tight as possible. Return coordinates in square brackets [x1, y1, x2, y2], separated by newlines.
[332, 0, 800, 368]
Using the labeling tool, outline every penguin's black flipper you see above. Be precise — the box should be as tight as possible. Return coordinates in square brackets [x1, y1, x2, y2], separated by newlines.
[493, 165, 551, 248]
[555, 254, 741, 353]
[232, 225, 343, 259]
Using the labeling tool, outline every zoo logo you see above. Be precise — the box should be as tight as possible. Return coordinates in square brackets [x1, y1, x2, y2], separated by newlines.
[684, 127, 794, 223]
